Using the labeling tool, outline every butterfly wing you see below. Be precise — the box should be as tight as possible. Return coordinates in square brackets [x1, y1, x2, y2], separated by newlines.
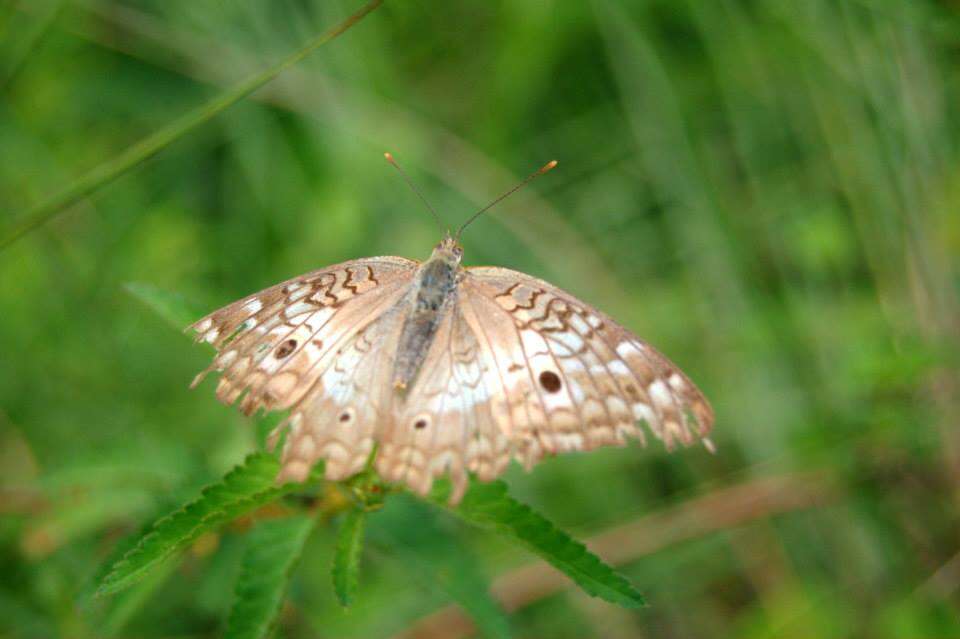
[189, 256, 417, 417]
[461, 266, 714, 469]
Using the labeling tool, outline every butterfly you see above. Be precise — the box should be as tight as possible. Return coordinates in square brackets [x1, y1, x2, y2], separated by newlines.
[189, 156, 714, 504]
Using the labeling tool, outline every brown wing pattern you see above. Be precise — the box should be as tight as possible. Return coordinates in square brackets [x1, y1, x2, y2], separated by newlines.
[275, 301, 408, 484]
[188, 257, 417, 417]
[463, 266, 714, 468]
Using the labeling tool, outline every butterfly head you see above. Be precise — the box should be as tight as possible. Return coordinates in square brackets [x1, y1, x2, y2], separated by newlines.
[431, 233, 464, 265]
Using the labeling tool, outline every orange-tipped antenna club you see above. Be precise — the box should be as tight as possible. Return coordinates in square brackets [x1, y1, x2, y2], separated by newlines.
[384, 152, 444, 233]
[455, 160, 558, 240]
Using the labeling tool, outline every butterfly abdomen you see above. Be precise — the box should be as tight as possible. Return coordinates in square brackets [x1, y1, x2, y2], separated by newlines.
[392, 256, 459, 391]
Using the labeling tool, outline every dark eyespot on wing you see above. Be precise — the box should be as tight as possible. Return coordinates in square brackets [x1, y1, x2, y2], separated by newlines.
[276, 339, 298, 358]
[538, 370, 562, 393]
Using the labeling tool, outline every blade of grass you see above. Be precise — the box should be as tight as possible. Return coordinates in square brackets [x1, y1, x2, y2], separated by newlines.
[0, 0, 384, 250]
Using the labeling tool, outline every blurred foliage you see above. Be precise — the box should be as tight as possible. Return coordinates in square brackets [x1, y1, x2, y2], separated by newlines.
[1, 0, 959, 637]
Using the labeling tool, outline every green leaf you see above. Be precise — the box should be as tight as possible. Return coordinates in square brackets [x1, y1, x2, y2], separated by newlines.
[0, 0, 384, 250]
[331, 508, 366, 607]
[375, 496, 511, 639]
[430, 480, 646, 609]
[125, 282, 200, 329]
[97, 453, 319, 597]
[225, 515, 316, 639]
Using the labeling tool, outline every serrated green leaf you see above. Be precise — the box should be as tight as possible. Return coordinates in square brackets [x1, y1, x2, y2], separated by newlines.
[374, 496, 511, 639]
[331, 508, 366, 607]
[430, 480, 645, 609]
[97, 453, 319, 597]
[225, 515, 316, 639]
[0, 0, 384, 250]
[125, 282, 200, 329]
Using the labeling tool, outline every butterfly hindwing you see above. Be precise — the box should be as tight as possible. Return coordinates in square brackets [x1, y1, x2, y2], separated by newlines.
[375, 304, 509, 502]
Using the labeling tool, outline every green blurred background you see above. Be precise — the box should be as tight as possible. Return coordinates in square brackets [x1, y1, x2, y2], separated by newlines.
[2, 1, 960, 637]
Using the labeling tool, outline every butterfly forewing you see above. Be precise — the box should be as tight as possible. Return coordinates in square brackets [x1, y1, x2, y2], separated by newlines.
[190, 256, 417, 415]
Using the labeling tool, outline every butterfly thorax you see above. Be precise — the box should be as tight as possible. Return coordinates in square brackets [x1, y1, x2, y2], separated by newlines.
[392, 237, 464, 393]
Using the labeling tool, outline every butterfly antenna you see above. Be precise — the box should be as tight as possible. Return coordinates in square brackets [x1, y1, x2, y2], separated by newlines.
[455, 160, 557, 240]
[384, 152, 444, 234]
